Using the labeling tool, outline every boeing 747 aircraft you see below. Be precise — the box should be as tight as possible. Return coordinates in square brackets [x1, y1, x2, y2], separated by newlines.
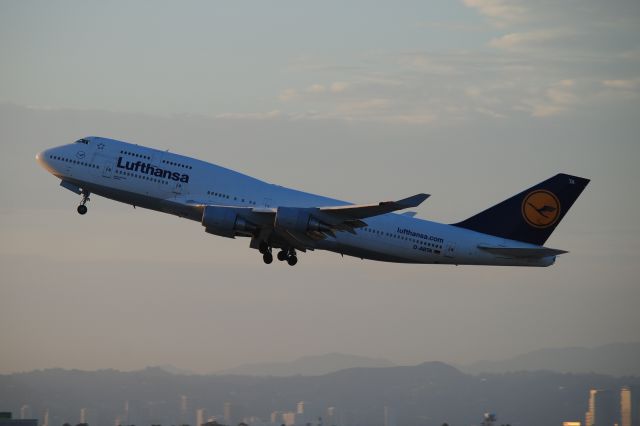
[36, 137, 589, 266]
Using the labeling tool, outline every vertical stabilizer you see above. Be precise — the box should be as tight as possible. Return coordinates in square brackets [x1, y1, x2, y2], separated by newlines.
[453, 173, 589, 245]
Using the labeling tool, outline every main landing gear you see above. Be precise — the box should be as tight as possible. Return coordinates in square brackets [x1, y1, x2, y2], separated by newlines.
[258, 242, 298, 266]
[278, 248, 298, 266]
[259, 241, 273, 264]
[76, 190, 90, 215]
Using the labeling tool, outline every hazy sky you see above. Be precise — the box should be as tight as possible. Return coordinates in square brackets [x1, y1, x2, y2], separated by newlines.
[1, 1, 639, 374]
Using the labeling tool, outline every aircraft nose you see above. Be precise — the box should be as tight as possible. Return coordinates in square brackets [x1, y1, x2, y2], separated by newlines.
[36, 149, 53, 172]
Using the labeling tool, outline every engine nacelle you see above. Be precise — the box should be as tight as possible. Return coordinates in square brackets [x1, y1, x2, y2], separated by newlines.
[275, 207, 332, 234]
[202, 206, 257, 238]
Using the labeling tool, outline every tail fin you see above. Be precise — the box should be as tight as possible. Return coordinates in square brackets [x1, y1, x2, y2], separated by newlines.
[453, 173, 590, 245]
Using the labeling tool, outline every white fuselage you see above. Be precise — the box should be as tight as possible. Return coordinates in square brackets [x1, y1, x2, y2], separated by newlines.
[36, 137, 554, 266]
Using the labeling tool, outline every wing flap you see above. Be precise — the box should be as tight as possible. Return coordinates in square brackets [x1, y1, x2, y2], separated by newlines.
[478, 245, 568, 258]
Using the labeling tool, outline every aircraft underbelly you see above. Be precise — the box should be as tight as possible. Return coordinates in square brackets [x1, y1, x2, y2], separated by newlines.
[65, 177, 200, 221]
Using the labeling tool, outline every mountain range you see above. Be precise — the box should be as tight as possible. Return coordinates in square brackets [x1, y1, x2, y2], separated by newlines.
[461, 341, 640, 376]
[203, 342, 640, 378]
[215, 353, 395, 376]
[2, 362, 638, 426]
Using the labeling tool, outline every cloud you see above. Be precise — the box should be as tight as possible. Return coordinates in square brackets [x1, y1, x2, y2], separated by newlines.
[599, 78, 640, 101]
[489, 29, 575, 50]
[602, 78, 640, 90]
[418, 20, 487, 32]
[462, 0, 529, 26]
[384, 112, 437, 125]
[398, 53, 459, 75]
[520, 79, 580, 117]
[215, 110, 282, 120]
[466, 0, 640, 56]
[464, 0, 640, 29]
[279, 89, 298, 102]
[336, 98, 390, 114]
[621, 50, 640, 61]
[306, 84, 326, 94]
[330, 82, 349, 94]
[474, 107, 506, 119]
[272, 0, 639, 125]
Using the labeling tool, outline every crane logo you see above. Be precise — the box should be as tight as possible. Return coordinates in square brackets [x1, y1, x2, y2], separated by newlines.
[522, 190, 561, 228]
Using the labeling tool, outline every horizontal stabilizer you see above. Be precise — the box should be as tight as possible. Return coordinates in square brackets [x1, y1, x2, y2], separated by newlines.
[478, 245, 568, 258]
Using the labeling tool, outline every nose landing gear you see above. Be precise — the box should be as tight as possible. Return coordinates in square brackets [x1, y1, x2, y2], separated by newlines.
[77, 191, 90, 215]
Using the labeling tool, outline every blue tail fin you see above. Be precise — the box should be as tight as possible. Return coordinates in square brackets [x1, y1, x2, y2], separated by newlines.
[453, 173, 590, 245]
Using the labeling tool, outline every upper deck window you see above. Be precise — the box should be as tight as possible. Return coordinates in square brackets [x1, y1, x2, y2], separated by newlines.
[75, 138, 89, 144]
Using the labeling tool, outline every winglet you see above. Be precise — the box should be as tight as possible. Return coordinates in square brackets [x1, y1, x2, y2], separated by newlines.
[395, 193, 430, 208]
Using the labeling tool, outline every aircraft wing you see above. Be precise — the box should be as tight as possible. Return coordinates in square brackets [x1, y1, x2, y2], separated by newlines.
[279, 193, 430, 244]
[319, 193, 429, 219]
[196, 193, 430, 249]
[478, 245, 568, 258]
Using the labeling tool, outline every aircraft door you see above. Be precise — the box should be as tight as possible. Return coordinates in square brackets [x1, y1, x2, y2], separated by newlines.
[101, 161, 114, 178]
[173, 181, 186, 195]
[444, 241, 456, 258]
[93, 155, 114, 179]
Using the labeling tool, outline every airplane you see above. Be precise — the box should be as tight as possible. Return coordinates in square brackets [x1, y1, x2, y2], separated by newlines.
[35, 136, 589, 267]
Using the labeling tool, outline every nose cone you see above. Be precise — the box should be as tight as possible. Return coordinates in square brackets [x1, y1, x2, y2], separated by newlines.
[36, 149, 54, 172]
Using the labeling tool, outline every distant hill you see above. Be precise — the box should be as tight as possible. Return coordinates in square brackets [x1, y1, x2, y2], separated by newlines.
[2, 362, 638, 426]
[153, 364, 196, 375]
[463, 342, 640, 376]
[216, 352, 396, 376]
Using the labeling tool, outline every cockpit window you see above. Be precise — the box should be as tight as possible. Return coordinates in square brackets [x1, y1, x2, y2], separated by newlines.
[75, 138, 89, 144]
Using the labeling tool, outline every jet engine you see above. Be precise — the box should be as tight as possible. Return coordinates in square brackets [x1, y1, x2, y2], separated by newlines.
[202, 206, 257, 238]
[275, 207, 334, 236]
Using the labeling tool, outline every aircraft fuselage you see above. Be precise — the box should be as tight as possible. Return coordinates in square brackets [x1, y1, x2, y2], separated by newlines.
[36, 137, 589, 267]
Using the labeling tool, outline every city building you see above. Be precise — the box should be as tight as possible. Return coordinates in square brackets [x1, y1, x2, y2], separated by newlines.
[325, 407, 336, 426]
[281, 412, 295, 426]
[586, 389, 618, 426]
[383, 406, 396, 426]
[180, 396, 189, 425]
[19, 407, 31, 421]
[621, 386, 640, 426]
[269, 411, 281, 424]
[223, 403, 232, 426]
[480, 413, 497, 426]
[0, 412, 38, 426]
[196, 409, 205, 426]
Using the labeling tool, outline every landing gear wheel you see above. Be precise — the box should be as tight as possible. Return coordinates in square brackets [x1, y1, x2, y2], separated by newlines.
[259, 241, 269, 254]
[287, 255, 298, 266]
[77, 190, 90, 215]
[277, 250, 288, 261]
[263, 252, 273, 264]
